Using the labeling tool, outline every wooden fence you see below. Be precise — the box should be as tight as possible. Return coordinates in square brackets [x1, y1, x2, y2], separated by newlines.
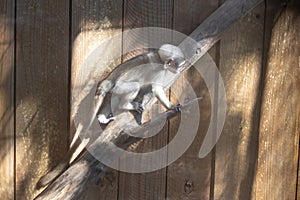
[0, 0, 299, 199]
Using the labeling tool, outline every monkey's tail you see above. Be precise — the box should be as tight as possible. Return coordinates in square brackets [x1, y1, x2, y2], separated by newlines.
[36, 125, 85, 188]
[37, 81, 112, 188]
[66, 80, 110, 158]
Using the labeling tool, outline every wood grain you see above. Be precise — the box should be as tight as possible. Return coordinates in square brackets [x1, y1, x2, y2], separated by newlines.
[167, 0, 218, 199]
[263, 0, 287, 71]
[213, 3, 265, 200]
[0, 0, 15, 199]
[118, 1, 173, 199]
[36, 1, 266, 199]
[71, 0, 123, 199]
[13, 1, 300, 199]
[15, 1, 69, 199]
[253, 2, 300, 199]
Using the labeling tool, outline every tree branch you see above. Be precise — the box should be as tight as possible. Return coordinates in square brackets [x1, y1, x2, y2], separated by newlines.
[34, 98, 201, 200]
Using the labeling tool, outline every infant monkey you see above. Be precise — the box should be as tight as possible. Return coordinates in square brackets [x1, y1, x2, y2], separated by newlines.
[95, 44, 186, 124]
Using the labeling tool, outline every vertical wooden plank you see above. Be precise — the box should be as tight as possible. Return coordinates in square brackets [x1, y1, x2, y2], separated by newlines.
[214, 3, 265, 200]
[298, 170, 300, 200]
[253, 1, 300, 199]
[15, 1, 69, 199]
[0, 0, 15, 199]
[167, 1, 218, 199]
[118, 1, 173, 199]
[298, 153, 300, 200]
[263, 0, 286, 70]
[71, 0, 123, 199]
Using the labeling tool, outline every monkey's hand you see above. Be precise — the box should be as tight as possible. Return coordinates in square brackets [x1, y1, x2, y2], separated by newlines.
[97, 114, 116, 124]
[131, 102, 144, 113]
[168, 104, 182, 112]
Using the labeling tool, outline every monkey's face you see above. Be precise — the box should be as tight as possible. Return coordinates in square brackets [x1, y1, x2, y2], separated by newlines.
[158, 44, 186, 73]
[164, 58, 184, 74]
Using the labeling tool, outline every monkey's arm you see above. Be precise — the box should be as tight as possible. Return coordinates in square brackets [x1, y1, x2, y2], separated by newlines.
[152, 84, 180, 110]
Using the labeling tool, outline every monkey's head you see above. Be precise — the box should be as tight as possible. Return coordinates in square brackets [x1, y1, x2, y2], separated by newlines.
[158, 44, 186, 73]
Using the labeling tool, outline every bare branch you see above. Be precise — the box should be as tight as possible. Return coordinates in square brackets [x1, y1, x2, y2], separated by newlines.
[34, 98, 201, 200]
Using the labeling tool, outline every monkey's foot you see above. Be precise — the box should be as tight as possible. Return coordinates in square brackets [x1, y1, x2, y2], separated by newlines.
[168, 104, 182, 112]
[97, 114, 115, 124]
[131, 102, 144, 113]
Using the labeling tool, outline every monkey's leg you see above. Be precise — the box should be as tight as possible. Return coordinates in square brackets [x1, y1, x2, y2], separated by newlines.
[152, 84, 181, 111]
[94, 80, 114, 124]
[97, 81, 142, 124]
[112, 81, 144, 113]
[96, 93, 116, 124]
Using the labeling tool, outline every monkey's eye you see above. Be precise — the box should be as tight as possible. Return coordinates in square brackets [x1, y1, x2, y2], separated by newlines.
[165, 58, 174, 66]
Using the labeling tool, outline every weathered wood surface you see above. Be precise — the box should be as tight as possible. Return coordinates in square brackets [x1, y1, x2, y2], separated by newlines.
[0, 1, 15, 199]
[33, 1, 267, 199]
[15, 1, 70, 199]
[70, 1, 123, 199]
[166, 0, 218, 199]
[118, 1, 173, 199]
[179, 0, 263, 64]
[214, 3, 265, 199]
[253, 1, 300, 199]
[0, 0, 299, 199]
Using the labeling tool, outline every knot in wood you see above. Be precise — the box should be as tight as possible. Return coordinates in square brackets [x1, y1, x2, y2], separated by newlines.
[184, 180, 194, 194]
